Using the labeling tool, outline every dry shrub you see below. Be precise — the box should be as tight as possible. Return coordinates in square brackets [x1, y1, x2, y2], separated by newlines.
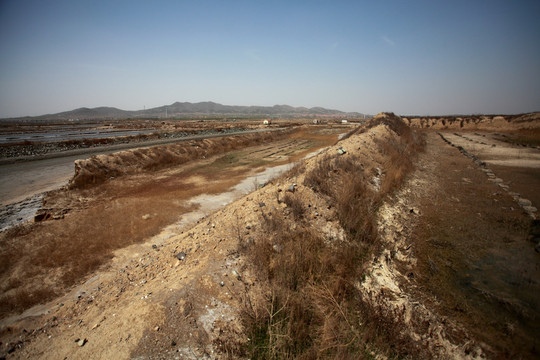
[376, 126, 425, 195]
[303, 154, 335, 197]
[245, 215, 366, 359]
[335, 176, 377, 244]
[304, 154, 377, 244]
[282, 193, 304, 220]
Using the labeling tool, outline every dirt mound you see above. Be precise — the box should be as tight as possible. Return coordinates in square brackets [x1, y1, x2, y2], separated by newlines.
[405, 112, 540, 131]
[69, 130, 288, 188]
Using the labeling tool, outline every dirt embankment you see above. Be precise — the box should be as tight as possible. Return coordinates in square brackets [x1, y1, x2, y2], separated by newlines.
[68, 130, 290, 188]
[0, 115, 435, 359]
[1, 114, 537, 359]
[405, 112, 540, 131]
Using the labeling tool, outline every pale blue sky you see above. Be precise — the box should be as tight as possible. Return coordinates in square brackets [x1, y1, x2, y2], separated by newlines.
[0, 0, 539, 117]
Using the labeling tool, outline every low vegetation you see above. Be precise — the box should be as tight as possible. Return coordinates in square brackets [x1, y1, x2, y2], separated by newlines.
[241, 115, 426, 359]
[70, 130, 290, 188]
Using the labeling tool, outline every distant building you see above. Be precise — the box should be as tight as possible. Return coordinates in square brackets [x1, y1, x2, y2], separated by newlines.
[341, 119, 348, 124]
[313, 119, 319, 124]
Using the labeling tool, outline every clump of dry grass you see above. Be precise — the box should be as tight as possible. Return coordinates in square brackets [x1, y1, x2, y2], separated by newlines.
[304, 153, 378, 244]
[282, 193, 305, 220]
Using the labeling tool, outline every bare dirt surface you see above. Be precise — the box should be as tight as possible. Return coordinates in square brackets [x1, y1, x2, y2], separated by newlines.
[1, 115, 539, 359]
[365, 130, 539, 358]
[440, 131, 540, 210]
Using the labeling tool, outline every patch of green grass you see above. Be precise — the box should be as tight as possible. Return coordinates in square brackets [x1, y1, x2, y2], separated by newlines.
[211, 153, 240, 168]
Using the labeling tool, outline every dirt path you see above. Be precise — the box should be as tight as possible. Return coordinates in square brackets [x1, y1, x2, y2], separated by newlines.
[440, 131, 540, 210]
[366, 131, 539, 358]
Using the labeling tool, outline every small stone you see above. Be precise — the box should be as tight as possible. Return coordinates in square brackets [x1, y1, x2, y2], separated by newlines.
[175, 252, 186, 261]
[142, 214, 151, 220]
[171, 340, 177, 347]
[152, 244, 157, 249]
[220, 281, 225, 287]
[287, 184, 297, 193]
[518, 198, 532, 207]
[232, 270, 241, 280]
[155, 326, 160, 331]
[77, 338, 87, 347]
[524, 206, 537, 213]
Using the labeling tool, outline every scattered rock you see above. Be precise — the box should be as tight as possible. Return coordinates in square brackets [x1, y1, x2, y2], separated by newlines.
[337, 147, 347, 155]
[518, 198, 532, 207]
[76, 338, 87, 347]
[523, 206, 537, 213]
[231, 270, 241, 280]
[287, 183, 297, 193]
[175, 252, 186, 261]
[142, 214, 151, 220]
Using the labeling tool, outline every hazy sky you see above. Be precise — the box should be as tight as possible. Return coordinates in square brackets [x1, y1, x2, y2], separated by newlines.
[0, 0, 539, 117]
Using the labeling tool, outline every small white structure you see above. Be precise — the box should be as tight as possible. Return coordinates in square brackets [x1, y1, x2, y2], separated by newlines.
[313, 119, 319, 124]
[263, 119, 271, 125]
[341, 119, 348, 124]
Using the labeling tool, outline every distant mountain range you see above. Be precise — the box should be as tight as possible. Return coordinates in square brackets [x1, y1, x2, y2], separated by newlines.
[6, 102, 363, 121]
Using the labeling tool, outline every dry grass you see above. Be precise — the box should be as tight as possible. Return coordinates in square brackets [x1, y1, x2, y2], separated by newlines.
[282, 193, 305, 220]
[0, 198, 193, 317]
[304, 154, 378, 244]
[70, 130, 290, 188]
[241, 117, 426, 359]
